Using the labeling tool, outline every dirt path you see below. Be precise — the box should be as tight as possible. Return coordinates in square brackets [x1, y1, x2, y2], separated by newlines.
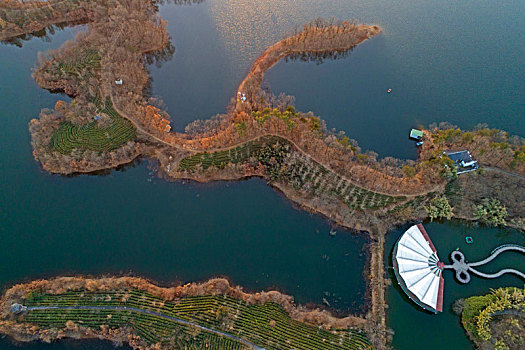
[23, 305, 263, 349]
[483, 167, 525, 180]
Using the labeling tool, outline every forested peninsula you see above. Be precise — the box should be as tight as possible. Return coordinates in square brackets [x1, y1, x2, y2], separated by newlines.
[1, 0, 524, 349]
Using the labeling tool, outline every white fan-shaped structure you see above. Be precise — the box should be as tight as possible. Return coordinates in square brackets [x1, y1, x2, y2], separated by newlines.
[393, 224, 444, 313]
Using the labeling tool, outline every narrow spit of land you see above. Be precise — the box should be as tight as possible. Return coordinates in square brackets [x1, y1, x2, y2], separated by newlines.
[0, 277, 372, 350]
[0, 0, 91, 41]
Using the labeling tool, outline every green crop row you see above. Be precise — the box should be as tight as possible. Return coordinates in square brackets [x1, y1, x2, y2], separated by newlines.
[59, 49, 101, 75]
[284, 153, 405, 211]
[21, 289, 372, 349]
[23, 308, 247, 350]
[50, 98, 136, 154]
[179, 134, 403, 211]
[179, 136, 288, 170]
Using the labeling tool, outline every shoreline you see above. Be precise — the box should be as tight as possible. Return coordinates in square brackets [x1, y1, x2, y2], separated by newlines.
[1, 276, 371, 349]
[2, 1, 524, 349]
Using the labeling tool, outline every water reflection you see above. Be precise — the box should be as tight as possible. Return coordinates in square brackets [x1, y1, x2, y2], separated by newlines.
[1, 21, 88, 48]
[208, 0, 358, 70]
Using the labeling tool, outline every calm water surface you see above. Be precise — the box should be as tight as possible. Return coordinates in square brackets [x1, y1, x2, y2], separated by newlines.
[1, 0, 524, 349]
[151, 0, 524, 158]
[0, 20, 367, 350]
[386, 222, 525, 350]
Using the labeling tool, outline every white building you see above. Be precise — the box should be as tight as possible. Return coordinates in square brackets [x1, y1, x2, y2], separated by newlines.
[393, 224, 444, 313]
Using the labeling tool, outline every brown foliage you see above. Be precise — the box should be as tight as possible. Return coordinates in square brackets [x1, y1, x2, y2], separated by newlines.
[1, 276, 366, 332]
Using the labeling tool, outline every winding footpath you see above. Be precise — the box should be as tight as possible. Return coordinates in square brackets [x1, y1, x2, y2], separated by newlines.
[21, 305, 264, 350]
[445, 245, 525, 283]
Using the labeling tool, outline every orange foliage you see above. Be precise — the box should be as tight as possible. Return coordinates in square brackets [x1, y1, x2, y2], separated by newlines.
[145, 105, 170, 133]
[54, 100, 67, 112]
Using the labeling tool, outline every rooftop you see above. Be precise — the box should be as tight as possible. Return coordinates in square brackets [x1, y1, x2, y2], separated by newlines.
[409, 129, 424, 140]
[393, 224, 444, 313]
[444, 150, 478, 174]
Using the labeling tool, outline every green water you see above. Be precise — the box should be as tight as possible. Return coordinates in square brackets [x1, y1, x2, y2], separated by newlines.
[386, 222, 525, 349]
[0, 23, 367, 350]
[1, 0, 524, 349]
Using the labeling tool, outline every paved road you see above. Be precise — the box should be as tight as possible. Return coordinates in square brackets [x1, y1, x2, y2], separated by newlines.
[25, 305, 264, 350]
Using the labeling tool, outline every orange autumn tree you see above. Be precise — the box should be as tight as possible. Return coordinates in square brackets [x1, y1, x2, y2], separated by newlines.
[145, 105, 170, 133]
[54, 100, 67, 112]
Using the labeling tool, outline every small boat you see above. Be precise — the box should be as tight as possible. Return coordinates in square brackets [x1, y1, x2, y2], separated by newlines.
[387, 88, 392, 93]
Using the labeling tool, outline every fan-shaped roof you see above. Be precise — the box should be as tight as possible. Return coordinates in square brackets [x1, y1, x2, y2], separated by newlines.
[393, 224, 444, 313]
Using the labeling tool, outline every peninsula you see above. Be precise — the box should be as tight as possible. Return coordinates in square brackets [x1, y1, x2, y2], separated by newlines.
[1, 277, 371, 350]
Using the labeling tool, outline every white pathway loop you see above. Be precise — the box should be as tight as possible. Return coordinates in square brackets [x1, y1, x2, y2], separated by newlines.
[444, 244, 525, 284]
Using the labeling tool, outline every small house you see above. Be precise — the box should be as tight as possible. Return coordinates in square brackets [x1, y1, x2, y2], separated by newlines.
[115, 79, 123, 85]
[409, 129, 424, 140]
[444, 150, 478, 174]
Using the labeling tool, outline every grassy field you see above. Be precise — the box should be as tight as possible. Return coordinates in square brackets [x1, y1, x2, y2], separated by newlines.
[50, 98, 136, 154]
[21, 289, 371, 349]
[180, 135, 404, 210]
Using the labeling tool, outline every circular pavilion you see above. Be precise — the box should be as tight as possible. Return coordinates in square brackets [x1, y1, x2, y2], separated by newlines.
[393, 224, 444, 313]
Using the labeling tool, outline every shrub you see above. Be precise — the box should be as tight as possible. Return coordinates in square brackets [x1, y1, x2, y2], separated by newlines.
[460, 287, 525, 344]
[426, 195, 453, 221]
[234, 122, 247, 136]
[402, 165, 416, 178]
[474, 198, 508, 227]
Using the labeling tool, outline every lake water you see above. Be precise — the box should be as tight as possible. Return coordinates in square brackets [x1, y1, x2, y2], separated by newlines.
[1, 0, 524, 349]
[385, 222, 525, 350]
[151, 0, 524, 159]
[0, 19, 367, 350]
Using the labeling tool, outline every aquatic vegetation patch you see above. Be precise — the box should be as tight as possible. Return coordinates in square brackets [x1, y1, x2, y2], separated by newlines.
[21, 290, 372, 349]
[50, 99, 136, 154]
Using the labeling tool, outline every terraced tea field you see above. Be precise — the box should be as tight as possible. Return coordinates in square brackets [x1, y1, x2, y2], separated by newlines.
[58, 49, 101, 76]
[179, 135, 405, 211]
[20, 290, 372, 349]
[50, 99, 136, 154]
[283, 152, 406, 210]
[179, 135, 288, 170]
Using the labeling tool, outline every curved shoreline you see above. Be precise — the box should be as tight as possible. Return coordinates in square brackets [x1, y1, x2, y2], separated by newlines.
[2, 1, 524, 349]
[234, 23, 381, 112]
[0, 276, 370, 349]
